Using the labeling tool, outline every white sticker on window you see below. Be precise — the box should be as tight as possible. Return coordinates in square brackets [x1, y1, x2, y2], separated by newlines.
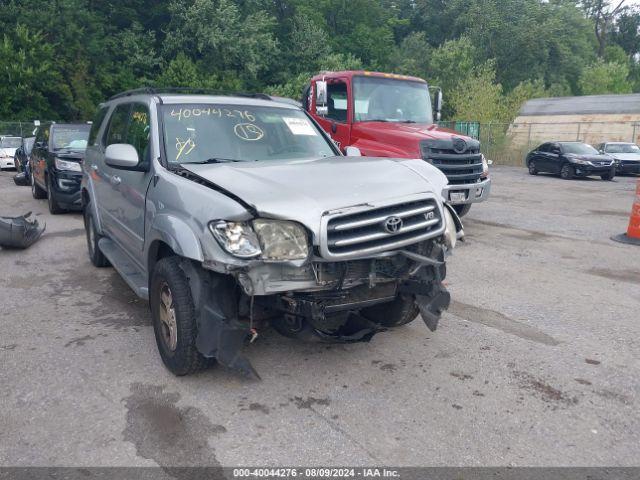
[283, 117, 317, 136]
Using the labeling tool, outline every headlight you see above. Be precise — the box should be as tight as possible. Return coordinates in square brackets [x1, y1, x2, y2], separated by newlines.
[481, 154, 490, 178]
[54, 157, 82, 172]
[253, 219, 309, 260]
[210, 221, 262, 258]
[568, 158, 591, 166]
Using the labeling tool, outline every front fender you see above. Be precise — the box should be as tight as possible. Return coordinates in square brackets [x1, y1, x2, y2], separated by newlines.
[148, 214, 204, 262]
[349, 139, 412, 158]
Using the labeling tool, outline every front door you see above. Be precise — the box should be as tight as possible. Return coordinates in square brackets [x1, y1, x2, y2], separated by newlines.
[101, 102, 153, 263]
[313, 79, 351, 151]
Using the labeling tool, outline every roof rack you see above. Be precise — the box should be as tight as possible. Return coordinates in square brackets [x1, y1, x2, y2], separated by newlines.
[108, 87, 273, 101]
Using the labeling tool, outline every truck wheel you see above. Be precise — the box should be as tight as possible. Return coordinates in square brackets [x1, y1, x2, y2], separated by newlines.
[360, 294, 419, 327]
[31, 170, 46, 199]
[452, 204, 472, 217]
[84, 206, 110, 267]
[47, 175, 65, 214]
[528, 160, 538, 175]
[560, 164, 574, 180]
[150, 257, 214, 376]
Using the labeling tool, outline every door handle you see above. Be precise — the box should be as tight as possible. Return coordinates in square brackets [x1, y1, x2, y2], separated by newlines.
[110, 176, 121, 186]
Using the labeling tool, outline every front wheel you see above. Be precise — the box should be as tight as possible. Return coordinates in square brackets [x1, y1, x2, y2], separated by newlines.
[150, 257, 214, 376]
[601, 171, 615, 181]
[47, 175, 65, 214]
[452, 203, 472, 217]
[560, 164, 574, 180]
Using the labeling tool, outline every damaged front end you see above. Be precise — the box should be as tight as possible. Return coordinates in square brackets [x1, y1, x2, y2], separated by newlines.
[185, 196, 462, 379]
[0, 211, 45, 249]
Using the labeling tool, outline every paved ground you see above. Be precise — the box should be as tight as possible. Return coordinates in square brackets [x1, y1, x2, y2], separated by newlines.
[0, 166, 639, 468]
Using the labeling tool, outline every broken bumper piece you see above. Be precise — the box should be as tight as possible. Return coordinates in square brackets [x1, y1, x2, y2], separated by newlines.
[0, 211, 45, 249]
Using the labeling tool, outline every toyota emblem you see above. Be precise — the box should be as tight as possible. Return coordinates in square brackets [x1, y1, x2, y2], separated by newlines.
[384, 216, 403, 234]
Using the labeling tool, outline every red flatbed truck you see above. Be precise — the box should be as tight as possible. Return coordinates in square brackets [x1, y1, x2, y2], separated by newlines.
[303, 70, 491, 216]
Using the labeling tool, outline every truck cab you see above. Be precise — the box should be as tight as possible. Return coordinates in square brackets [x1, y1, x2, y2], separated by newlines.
[304, 71, 491, 216]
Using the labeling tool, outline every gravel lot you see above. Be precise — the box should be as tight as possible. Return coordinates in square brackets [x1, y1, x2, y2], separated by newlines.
[1, 166, 639, 467]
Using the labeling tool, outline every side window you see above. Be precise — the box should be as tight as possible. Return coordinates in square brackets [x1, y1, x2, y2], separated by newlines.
[88, 107, 109, 146]
[326, 82, 348, 122]
[104, 104, 131, 146]
[538, 143, 549, 152]
[127, 104, 151, 162]
[551, 143, 561, 153]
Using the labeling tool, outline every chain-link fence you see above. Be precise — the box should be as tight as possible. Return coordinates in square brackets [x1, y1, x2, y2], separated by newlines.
[440, 120, 640, 166]
[0, 121, 42, 137]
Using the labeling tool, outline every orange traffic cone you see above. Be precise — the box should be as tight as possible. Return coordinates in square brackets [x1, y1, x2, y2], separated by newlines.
[612, 178, 640, 245]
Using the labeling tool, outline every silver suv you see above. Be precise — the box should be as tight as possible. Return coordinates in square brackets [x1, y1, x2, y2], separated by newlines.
[81, 89, 461, 377]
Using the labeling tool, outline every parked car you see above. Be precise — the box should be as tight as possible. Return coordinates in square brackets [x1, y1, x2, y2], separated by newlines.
[526, 141, 615, 180]
[0, 135, 22, 170]
[597, 142, 640, 175]
[82, 89, 462, 377]
[14, 136, 35, 174]
[30, 123, 91, 214]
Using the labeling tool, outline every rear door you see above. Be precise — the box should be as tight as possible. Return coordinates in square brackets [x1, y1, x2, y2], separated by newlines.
[533, 143, 549, 172]
[31, 126, 49, 187]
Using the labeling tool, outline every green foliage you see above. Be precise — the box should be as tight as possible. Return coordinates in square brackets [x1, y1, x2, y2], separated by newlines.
[2, 0, 640, 123]
[579, 60, 633, 95]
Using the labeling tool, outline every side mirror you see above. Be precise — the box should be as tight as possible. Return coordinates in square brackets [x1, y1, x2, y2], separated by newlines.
[432, 87, 443, 122]
[105, 143, 140, 169]
[315, 80, 328, 116]
[345, 146, 362, 157]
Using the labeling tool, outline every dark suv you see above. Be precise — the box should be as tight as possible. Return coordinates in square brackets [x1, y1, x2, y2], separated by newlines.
[30, 123, 91, 213]
[526, 141, 615, 180]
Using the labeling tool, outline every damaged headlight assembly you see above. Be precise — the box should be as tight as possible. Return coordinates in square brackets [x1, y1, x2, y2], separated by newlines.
[210, 219, 309, 260]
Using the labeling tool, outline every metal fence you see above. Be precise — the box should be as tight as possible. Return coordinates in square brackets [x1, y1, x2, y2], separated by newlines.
[440, 120, 640, 166]
[0, 121, 42, 137]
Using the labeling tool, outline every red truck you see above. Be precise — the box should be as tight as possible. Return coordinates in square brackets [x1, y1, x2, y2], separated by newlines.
[303, 70, 491, 216]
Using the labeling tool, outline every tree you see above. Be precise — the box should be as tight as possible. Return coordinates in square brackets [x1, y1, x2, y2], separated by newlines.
[582, 0, 627, 57]
[578, 59, 633, 94]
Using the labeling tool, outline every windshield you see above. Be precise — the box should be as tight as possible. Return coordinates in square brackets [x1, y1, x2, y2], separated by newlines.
[1, 137, 22, 148]
[353, 76, 433, 124]
[52, 126, 90, 151]
[161, 104, 336, 164]
[562, 143, 598, 155]
[605, 143, 640, 154]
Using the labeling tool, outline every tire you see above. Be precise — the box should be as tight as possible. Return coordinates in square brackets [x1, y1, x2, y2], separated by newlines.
[452, 203, 472, 217]
[31, 170, 46, 199]
[150, 256, 214, 376]
[528, 160, 538, 175]
[84, 206, 110, 268]
[47, 175, 65, 214]
[560, 164, 574, 180]
[601, 171, 614, 181]
[361, 294, 419, 327]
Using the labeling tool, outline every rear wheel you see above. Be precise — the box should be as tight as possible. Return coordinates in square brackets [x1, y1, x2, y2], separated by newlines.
[452, 203, 472, 217]
[150, 257, 214, 376]
[560, 164, 574, 180]
[528, 160, 538, 175]
[47, 175, 65, 214]
[84, 206, 110, 267]
[31, 170, 46, 199]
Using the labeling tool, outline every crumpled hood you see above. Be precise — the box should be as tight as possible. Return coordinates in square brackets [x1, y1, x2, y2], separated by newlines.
[609, 153, 640, 161]
[0, 147, 17, 158]
[182, 156, 446, 230]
